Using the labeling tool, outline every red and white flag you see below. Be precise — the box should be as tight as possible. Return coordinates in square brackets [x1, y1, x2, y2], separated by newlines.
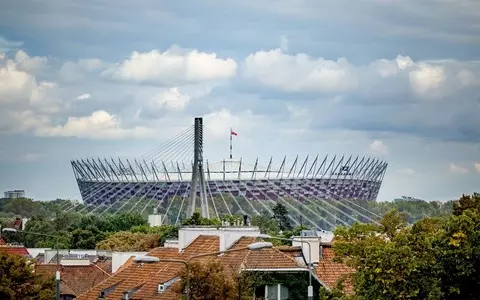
[230, 130, 238, 136]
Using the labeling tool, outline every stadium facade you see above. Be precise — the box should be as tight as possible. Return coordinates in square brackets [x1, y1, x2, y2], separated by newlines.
[71, 118, 388, 229]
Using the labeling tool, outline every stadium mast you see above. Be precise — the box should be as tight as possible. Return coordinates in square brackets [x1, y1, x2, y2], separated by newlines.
[187, 117, 209, 218]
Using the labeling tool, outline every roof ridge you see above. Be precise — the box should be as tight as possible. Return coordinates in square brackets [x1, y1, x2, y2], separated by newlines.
[181, 234, 219, 252]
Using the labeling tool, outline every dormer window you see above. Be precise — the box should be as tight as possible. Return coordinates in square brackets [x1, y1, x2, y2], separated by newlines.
[157, 277, 179, 294]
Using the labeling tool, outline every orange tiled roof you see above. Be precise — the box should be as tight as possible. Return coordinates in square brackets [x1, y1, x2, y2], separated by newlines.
[314, 245, 354, 294]
[0, 246, 30, 256]
[78, 234, 354, 299]
[181, 235, 219, 257]
[243, 247, 303, 269]
[36, 263, 112, 297]
[78, 235, 221, 300]
[77, 257, 184, 300]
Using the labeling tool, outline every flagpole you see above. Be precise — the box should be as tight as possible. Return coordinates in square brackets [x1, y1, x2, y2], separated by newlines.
[229, 127, 233, 159]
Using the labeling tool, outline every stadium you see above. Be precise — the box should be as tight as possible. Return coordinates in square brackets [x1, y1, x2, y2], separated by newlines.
[70, 118, 387, 230]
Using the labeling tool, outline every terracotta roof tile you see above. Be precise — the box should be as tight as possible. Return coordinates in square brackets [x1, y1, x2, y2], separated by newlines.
[78, 234, 354, 299]
[181, 235, 219, 257]
[243, 247, 303, 270]
[36, 263, 112, 296]
[314, 245, 354, 294]
[0, 246, 30, 256]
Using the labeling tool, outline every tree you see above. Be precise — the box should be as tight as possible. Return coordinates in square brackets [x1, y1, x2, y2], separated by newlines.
[1, 198, 45, 218]
[176, 259, 238, 300]
[70, 225, 107, 249]
[182, 212, 220, 226]
[96, 231, 160, 251]
[272, 203, 292, 231]
[130, 224, 179, 245]
[251, 215, 279, 234]
[453, 193, 480, 216]
[0, 253, 55, 300]
[104, 212, 147, 232]
[332, 193, 480, 300]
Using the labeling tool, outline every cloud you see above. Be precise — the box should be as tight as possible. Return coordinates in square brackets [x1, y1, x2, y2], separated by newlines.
[76, 93, 91, 100]
[150, 87, 190, 111]
[242, 49, 359, 93]
[409, 63, 446, 96]
[103, 46, 237, 85]
[449, 163, 469, 174]
[35, 110, 153, 139]
[368, 140, 389, 156]
[0, 36, 23, 53]
[474, 163, 480, 174]
[14, 50, 47, 73]
[59, 59, 104, 83]
[204, 109, 266, 139]
[0, 51, 60, 115]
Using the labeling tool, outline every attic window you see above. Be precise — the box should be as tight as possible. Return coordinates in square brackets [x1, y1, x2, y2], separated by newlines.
[99, 280, 123, 298]
[158, 277, 179, 293]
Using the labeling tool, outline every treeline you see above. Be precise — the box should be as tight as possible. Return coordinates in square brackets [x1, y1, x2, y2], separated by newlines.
[322, 192, 480, 300]
[1, 209, 179, 251]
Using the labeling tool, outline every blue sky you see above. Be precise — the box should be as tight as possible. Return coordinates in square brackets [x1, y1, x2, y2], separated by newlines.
[1, 0, 479, 201]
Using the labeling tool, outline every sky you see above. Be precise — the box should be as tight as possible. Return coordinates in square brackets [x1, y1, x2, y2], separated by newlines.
[0, 0, 479, 202]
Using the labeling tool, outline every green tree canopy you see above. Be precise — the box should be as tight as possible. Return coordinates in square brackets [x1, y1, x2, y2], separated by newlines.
[177, 259, 238, 300]
[96, 231, 160, 251]
[330, 193, 480, 300]
[0, 253, 55, 300]
[272, 203, 292, 231]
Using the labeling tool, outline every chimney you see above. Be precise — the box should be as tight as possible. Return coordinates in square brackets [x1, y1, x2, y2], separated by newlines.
[243, 215, 248, 226]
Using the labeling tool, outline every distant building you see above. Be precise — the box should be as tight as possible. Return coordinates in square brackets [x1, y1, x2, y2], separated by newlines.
[4, 190, 25, 199]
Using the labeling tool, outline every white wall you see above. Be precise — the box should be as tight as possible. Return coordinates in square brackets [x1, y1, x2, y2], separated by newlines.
[111, 252, 148, 273]
[292, 236, 320, 264]
[148, 214, 164, 227]
[164, 240, 180, 249]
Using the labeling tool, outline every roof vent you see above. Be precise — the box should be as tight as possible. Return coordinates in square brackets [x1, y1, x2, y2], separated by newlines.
[122, 292, 129, 300]
[158, 283, 165, 293]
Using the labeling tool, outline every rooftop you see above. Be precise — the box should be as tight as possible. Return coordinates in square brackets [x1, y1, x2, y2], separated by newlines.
[78, 234, 354, 299]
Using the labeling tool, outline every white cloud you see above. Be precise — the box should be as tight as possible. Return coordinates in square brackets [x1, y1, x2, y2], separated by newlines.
[370, 55, 414, 78]
[59, 58, 104, 83]
[35, 110, 153, 139]
[242, 49, 358, 93]
[203, 109, 265, 139]
[0, 110, 50, 134]
[449, 163, 469, 174]
[474, 163, 480, 173]
[104, 46, 237, 85]
[0, 59, 37, 104]
[76, 93, 91, 100]
[14, 50, 47, 73]
[150, 87, 190, 111]
[30, 81, 61, 113]
[409, 63, 446, 95]
[457, 69, 479, 87]
[368, 140, 389, 156]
